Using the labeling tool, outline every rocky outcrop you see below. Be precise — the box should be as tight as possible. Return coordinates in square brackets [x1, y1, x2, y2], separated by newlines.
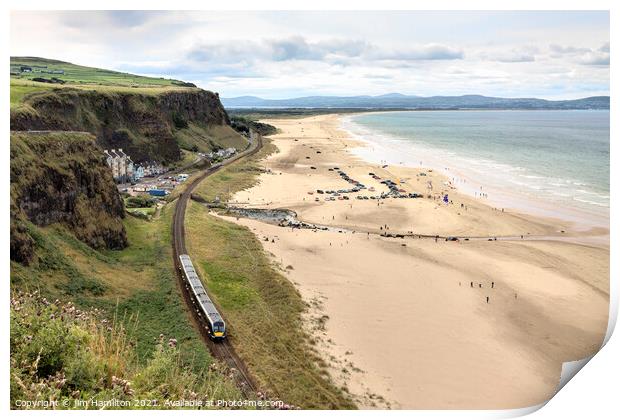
[10, 88, 230, 164]
[10, 131, 127, 264]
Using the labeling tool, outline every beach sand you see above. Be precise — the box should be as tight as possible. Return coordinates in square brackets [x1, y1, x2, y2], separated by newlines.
[221, 114, 609, 409]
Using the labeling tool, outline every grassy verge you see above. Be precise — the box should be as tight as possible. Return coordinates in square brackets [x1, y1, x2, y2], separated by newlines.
[10, 291, 241, 409]
[10, 204, 243, 405]
[10, 80, 55, 108]
[126, 207, 157, 218]
[185, 143, 355, 409]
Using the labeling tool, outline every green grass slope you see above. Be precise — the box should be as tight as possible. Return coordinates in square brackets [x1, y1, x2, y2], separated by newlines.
[10, 204, 247, 408]
[10, 57, 196, 110]
[10, 290, 242, 409]
[11, 56, 191, 88]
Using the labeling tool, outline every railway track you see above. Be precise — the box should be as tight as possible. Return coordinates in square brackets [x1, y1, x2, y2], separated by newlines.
[171, 132, 263, 397]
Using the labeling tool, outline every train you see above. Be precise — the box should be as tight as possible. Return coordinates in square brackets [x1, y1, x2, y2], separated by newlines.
[178, 254, 226, 341]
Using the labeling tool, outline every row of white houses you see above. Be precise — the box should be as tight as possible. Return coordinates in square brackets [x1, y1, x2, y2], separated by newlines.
[104, 149, 165, 183]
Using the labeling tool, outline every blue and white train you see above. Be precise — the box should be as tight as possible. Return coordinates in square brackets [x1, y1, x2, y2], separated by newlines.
[178, 254, 226, 341]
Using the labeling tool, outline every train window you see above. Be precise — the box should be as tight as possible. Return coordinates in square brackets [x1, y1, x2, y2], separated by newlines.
[214, 322, 225, 332]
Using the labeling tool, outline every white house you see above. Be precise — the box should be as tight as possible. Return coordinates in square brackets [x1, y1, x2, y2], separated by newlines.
[115, 149, 128, 181]
[104, 148, 135, 183]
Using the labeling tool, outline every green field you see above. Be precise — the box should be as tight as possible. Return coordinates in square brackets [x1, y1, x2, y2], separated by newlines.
[10, 57, 197, 108]
[11, 57, 189, 88]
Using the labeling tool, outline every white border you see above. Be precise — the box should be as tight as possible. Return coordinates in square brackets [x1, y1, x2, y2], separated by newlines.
[2, 2, 617, 419]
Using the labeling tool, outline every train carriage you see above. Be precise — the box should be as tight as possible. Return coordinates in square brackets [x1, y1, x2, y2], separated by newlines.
[178, 254, 226, 341]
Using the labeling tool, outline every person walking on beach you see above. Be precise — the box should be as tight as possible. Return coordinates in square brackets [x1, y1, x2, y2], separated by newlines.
[486, 296, 489, 304]
[491, 281, 495, 288]
[470, 281, 473, 288]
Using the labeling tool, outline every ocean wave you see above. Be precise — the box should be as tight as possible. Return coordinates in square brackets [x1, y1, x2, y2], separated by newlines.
[342, 113, 609, 224]
[573, 197, 609, 207]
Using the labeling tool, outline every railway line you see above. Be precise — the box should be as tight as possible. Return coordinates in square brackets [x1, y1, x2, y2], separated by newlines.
[171, 132, 263, 397]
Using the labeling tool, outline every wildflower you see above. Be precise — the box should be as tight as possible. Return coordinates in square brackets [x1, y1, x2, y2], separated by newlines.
[53, 372, 66, 389]
[111, 375, 135, 396]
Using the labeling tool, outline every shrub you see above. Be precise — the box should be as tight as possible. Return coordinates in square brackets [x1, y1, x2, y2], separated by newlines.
[125, 196, 156, 208]
[10, 291, 244, 409]
[172, 113, 189, 129]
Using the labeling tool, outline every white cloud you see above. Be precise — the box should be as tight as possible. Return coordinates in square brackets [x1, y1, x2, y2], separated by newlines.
[9, 11, 609, 99]
[186, 37, 461, 64]
[548, 43, 610, 66]
[579, 51, 610, 66]
[480, 48, 536, 63]
[367, 43, 464, 61]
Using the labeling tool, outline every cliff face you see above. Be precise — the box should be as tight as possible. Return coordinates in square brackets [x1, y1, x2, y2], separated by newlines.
[10, 88, 230, 164]
[10, 132, 128, 264]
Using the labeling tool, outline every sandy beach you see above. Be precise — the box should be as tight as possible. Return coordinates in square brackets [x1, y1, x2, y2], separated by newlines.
[221, 114, 609, 409]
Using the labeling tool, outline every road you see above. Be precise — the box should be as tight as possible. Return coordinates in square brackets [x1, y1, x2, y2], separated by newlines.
[171, 132, 262, 397]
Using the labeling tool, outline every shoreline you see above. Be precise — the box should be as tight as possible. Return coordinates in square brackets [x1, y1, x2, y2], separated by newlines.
[223, 113, 609, 409]
[340, 111, 609, 232]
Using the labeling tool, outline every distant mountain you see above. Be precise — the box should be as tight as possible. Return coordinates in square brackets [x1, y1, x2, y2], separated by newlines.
[222, 94, 609, 110]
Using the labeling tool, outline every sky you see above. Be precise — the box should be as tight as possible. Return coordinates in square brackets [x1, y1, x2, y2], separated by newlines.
[10, 10, 610, 99]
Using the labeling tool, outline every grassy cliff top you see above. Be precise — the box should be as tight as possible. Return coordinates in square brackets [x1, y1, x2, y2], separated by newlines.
[10, 57, 199, 107]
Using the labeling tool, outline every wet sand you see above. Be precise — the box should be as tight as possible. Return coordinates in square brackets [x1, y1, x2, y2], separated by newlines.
[222, 114, 609, 409]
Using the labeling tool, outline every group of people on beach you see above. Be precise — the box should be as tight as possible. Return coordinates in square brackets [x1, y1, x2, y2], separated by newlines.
[462, 280, 507, 304]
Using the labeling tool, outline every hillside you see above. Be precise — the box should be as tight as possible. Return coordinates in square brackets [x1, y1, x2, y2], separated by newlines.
[10, 56, 194, 89]
[222, 93, 610, 110]
[10, 57, 247, 164]
[10, 132, 127, 265]
[10, 216, 245, 409]
[8, 58, 257, 408]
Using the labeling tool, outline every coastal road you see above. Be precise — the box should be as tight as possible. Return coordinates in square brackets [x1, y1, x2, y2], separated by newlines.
[171, 132, 262, 397]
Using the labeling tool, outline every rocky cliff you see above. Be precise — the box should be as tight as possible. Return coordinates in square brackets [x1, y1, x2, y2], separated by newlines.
[10, 131, 128, 264]
[10, 88, 230, 164]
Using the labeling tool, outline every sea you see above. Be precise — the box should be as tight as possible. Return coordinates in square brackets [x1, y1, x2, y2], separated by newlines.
[342, 110, 610, 229]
